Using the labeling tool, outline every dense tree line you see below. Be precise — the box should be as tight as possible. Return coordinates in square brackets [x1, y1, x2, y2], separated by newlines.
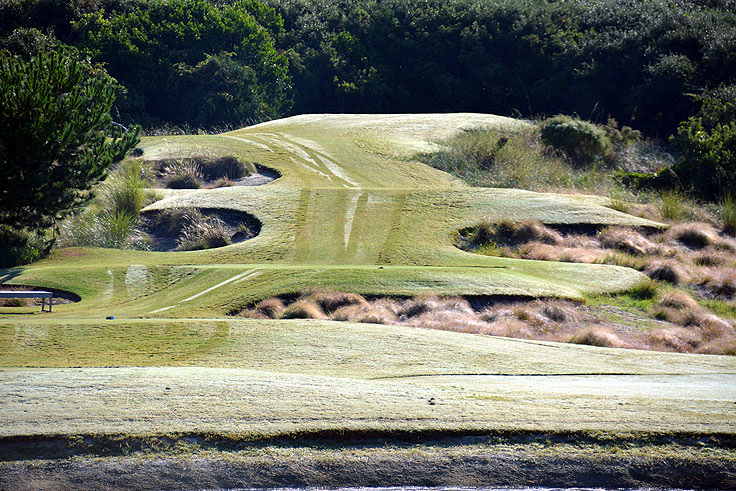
[3, 0, 735, 135]
[1, 0, 735, 198]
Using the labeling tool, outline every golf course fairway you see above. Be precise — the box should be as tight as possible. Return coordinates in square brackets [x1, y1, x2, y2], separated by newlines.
[1, 114, 734, 490]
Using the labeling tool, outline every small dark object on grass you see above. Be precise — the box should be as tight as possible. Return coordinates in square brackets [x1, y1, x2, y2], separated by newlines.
[106, 315, 114, 320]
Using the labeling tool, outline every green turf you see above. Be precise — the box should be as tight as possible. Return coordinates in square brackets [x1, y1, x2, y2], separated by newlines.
[4, 114, 731, 442]
[2, 114, 659, 318]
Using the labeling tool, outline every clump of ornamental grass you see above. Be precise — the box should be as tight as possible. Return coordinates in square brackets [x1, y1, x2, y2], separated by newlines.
[720, 194, 736, 236]
[281, 300, 327, 320]
[301, 289, 369, 313]
[59, 210, 147, 250]
[658, 190, 686, 221]
[644, 261, 688, 284]
[101, 159, 152, 217]
[669, 223, 719, 249]
[162, 159, 204, 189]
[625, 278, 659, 300]
[175, 215, 232, 251]
[255, 297, 286, 319]
[332, 303, 398, 325]
[598, 227, 654, 255]
[570, 325, 625, 348]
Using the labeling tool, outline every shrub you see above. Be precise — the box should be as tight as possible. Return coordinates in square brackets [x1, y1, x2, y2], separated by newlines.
[540, 115, 613, 166]
[672, 84, 736, 200]
[0, 226, 47, 267]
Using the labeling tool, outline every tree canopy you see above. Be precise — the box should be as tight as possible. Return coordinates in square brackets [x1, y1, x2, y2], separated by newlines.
[0, 50, 139, 230]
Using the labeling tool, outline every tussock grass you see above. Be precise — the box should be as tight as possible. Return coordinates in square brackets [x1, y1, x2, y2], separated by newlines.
[255, 298, 286, 319]
[644, 262, 688, 284]
[598, 227, 653, 256]
[669, 223, 718, 249]
[281, 300, 327, 320]
[721, 194, 736, 236]
[162, 159, 204, 189]
[658, 190, 686, 221]
[176, 215, 232, 251]
[625, 279, 659, 300]
[570, 326, 624, 348]
[302, 289, 369, 313]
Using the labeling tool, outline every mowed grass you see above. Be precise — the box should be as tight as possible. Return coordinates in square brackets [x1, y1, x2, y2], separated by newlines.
[2, 114, 660, 317]
[1, 319, 735, 437]
[4, 113, 731, 443]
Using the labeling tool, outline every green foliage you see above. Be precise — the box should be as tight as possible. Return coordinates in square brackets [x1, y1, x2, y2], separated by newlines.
[0, 226, 48, 267]
[419, 124, 612, 193]
[76, 0, 292, 128]
[0, 49, 139, 231]
[59, 210, 142, 249]
[672, 85, 736, 200]
[540, 115, 612, 166]
[57, 158, 154, 250]
[101, 160, 150, 217]
[721, 194, 736, 236]
[658, 190, 685, 221]
[626, 279, 659, 301]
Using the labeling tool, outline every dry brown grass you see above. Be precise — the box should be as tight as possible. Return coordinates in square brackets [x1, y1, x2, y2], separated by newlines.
[520, 242, 606, 263]
[398, 295, 472, 318]
[256, 297, 286, 319]
[570, 325, 626, 348]
[513, 220, 563, 245]
[644, 261, 689, 284]
[598, 227, 654, 255]
[484, 318, 536, 339]
[647, 327, 702, 352]
[331, 303, 398, 325]
[302, 289, 369, 313]
[541, 301, 580, 324]
[404, 310, 488, 334]
[703, 271, 736, 299]
[669, 223, 719, 249]
[657, 290, 700, 311]
[281, 300, 327, 320]
[693, 249, 728, 267]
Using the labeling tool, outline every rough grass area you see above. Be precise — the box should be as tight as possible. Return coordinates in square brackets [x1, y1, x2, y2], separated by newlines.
[234, 288, 736, 355]
[2, 432, 734, 491]
[1, 114, 732, 482]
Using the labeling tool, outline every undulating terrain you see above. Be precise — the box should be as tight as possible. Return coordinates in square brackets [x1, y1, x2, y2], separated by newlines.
[1, 114, 734, 490]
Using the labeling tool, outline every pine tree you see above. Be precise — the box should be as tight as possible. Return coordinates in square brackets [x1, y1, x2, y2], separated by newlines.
[0, 50, 139, 231]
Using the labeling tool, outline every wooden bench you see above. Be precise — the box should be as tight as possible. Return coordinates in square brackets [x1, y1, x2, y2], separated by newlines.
[0, 291, 54, 312]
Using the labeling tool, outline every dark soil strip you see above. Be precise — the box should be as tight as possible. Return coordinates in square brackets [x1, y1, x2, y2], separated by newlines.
[2, 428, 734, 460]
[0, 430, 734, 490]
